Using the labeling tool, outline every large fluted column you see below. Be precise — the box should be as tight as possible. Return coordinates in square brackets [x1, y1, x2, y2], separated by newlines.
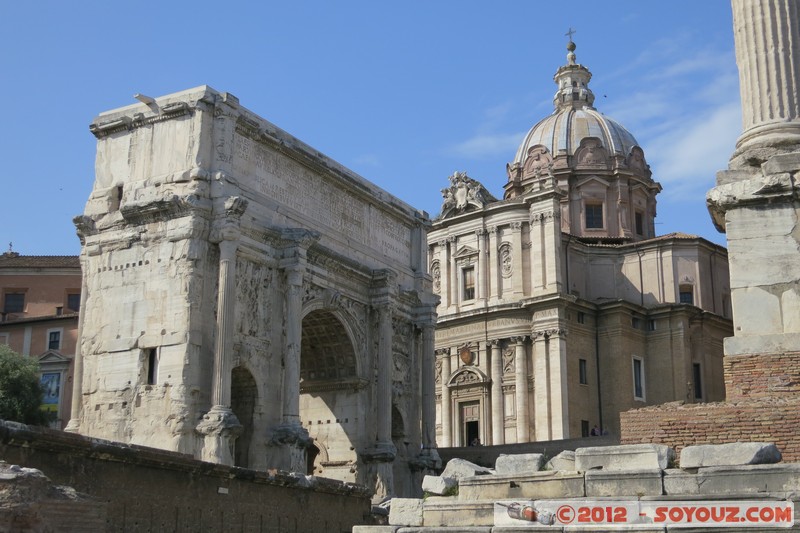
[731, 0, 800, 157]
[490, 340, 505, 445]
[440, 350, 452, 447]
[196, 197, 247, 466]
[707, 1, 800, 359]
[512, 336, 530, 442]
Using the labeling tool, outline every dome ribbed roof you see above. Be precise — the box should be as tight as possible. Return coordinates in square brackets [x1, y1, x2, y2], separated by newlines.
[513, 107, 640, 164]
[511, 38, 641, 166]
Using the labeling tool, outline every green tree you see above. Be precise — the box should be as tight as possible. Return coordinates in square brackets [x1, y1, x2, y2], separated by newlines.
[0, 344, 49, 425]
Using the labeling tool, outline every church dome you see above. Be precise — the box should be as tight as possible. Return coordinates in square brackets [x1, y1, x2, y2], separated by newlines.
[510, 38, 641, 167]
[513, 108, 640, 164]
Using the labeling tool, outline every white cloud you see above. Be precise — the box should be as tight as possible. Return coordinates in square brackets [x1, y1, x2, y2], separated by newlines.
[647, 100, 741, 196]
[447, 131, 527, 159]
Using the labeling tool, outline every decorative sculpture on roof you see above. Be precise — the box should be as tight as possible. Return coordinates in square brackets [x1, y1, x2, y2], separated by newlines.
[438, 171, 497, 219]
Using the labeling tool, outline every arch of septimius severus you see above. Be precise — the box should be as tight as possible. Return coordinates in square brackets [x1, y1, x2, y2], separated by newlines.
[66, 86, 439, 498]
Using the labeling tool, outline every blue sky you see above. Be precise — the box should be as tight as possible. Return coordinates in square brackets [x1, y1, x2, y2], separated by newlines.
[0, 1, 739, 255]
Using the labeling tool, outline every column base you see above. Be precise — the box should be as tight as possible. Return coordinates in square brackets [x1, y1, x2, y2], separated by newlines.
[265, 423, 313, 473]
[64, 418, 80, 433]
[410, 447, 441, 471]
[195, 406, 242, 466]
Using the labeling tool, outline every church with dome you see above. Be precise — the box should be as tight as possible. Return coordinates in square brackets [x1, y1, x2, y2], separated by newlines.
[429, 41, 733, 445]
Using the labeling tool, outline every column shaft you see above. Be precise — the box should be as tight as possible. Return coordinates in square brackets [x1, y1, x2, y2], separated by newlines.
[440, 351, 452, 447]
[421, 325, 437, 450]
[212, 239, 238, 408]
[490, 341, 504, 445]
[282, 267, 304, 424]
[65, 266, 89, 432]
[548, 333, 570, 439]
[511, 222, 524, 297]
[513, 337, 530, 442]
[488, 227, 498, 300]
[377, 302, 393, 444]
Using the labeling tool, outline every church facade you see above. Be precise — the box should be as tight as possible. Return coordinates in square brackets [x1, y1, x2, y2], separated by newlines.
[430, 42, 732, 446]
[69, 86, 438, 498]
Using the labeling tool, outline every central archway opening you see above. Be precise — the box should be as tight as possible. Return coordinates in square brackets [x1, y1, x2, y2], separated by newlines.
[300, 309, 362, 482]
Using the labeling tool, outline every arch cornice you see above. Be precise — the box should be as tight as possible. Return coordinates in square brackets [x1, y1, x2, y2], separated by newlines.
[446, 366, 490, 388]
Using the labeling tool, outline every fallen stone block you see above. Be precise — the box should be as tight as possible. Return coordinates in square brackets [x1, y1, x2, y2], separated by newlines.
[422, 474, 457, 495]
[663, 463, 800, 496]
[441, 458, 493, 479]
[458, 470, 585, 500]
[495, 453, 544, 475]
[679, 442, 782, 469]
[575, 444, 674, 471]
[388, 497, 423, 526]
[544, 450, 576, 471]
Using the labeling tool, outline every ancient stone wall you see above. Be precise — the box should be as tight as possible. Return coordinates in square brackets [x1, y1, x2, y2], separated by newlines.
[0, 420, 370, 532]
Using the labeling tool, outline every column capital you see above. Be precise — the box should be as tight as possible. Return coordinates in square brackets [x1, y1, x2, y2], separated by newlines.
[510, 335, 528, 345]
[488, 339, 502, 347]
[435, 348, 450, 356]
[532, 327, 567, 340]
[487, 225, 499, 234]
[510, 221, 523, 230]
[475, 228, 488, 236]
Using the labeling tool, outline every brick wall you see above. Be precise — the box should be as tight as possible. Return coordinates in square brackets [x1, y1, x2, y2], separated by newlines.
[724, 351, 800, 399]
[620, 397, 800, 461]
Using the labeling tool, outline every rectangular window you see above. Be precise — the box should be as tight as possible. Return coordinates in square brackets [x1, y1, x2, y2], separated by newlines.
[632, 357, 645, 400]
[0, 333, 8, 345]
[631, 316, 642, 329]
[679, 286, 694, 305]
[577, 312, 586, 324]
[3, 293, 24, 313]
[585, 203, 603, 229]
[581, 420, 590, 437]
[48, 330, 61, 350]
[146, 348, 159, 385]
[635, 211, 644, 235]
[462, 267, 475, 301]
[693, 363, 703, 400]
[579, 358, 588, 385]
[648, 319, 656, 331]
[66, 293, 81, 312]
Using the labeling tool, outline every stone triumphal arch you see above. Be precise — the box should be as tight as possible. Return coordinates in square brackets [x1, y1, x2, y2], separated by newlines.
[66, 86, 439, 498]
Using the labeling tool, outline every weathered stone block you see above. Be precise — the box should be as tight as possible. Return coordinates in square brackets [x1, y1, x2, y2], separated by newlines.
[441, 458, 492, 479]
[544, 450, 576, 471]
[495, 453, 544, 475]
[575, 444, 674, 471]
[457, 471, 585, 501]
[388, 497, 424, 526]
[421, 475, 457, 496]
[352, 527, 399, 533]
[422, 497, 495, 527]
[680, 442, 782, 469]
[584, 468, 663, 497]
[663, 464, 800, 496]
